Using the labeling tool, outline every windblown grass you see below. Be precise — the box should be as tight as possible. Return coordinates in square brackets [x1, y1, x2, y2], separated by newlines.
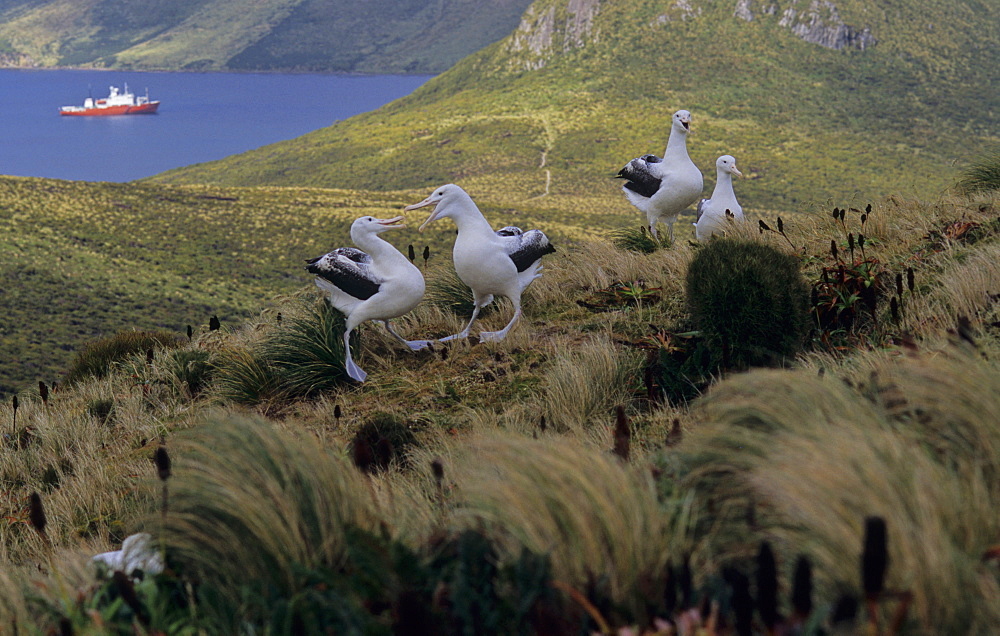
[682, 346, 1000, 633]
[541, 335, 641, 433]
[448, 434, 694, 621]
[2, 188, 1000, 632]
[64, 330, 183, 386]
[956, 149, 1000, 196]
[161, 413, 381, 616]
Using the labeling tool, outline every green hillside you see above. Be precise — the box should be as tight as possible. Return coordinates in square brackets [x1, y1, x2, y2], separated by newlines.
[149, 0, 1000, 215]
[0, 0, 532, 72]
[0, 177, 624, 395]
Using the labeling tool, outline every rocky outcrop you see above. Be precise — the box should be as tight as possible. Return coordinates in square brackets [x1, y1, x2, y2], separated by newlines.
[655, 0, 703, 25]
[509, 0, 601, 69]
[737, 0, 876, 50]
[778, 0, 875, 50]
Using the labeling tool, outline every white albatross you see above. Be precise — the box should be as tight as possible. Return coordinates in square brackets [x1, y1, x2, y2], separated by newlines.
[694, 155, 744, 242]
[616, 109, 704, 241]
[305, 215, 428, 382]
[404, 184, 555, 343]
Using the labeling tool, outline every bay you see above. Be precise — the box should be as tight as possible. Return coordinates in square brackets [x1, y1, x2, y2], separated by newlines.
[0, 69, 432, 183]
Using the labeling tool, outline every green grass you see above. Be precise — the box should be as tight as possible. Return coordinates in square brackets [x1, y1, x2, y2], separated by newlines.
[149, 0, 999, 222]
[956, 149, 1000, 196]
[0, 190, 998, 633]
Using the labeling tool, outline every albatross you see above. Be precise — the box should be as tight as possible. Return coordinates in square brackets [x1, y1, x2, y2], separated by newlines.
[616, 109, 704, 241]
[305, 215, 428, 382]
[694, 155, 744, 242]
[404, 184, 555, 343]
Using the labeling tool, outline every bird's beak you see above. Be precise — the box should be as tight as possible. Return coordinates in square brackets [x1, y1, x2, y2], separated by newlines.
[378, 215, 406, 229]
[731, 166, 743, 178]
[406, 196, 440, 232]
[681, 119, 691, 132]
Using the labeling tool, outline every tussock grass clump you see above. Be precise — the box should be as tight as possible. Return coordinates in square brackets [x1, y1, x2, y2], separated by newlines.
[162, 414, 381, 611]
[256, 299, 350, 397]
[214, 299, 349, 406]
[686, 239, 810, 369]
[163, 349, 215, 397]
[956, 149, 1000, 196]
[541, 336, 641, 433]
[65, 330, 183, 385]
[610, 225, 672, 253]
[213, 348, 286, 408]
[450, 435, 691, 621]
[683, 348, 1000, 634]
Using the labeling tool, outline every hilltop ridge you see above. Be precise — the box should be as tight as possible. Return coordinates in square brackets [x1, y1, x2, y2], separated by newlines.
[0, 0, 533, 73]
[147, 0, 1000, 215]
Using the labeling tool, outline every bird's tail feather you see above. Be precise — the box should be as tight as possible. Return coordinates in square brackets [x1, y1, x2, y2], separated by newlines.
[314, 279, 362, 316]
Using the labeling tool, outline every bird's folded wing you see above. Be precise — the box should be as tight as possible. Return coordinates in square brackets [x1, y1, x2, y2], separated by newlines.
[499, 228, 556, 273]
[306, 248, 381, 300]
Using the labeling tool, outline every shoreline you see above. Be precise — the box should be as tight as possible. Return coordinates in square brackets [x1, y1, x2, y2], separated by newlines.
[0, 63, 440, 78]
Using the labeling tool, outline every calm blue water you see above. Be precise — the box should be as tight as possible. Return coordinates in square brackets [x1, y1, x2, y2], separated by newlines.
[0, 69, 432, 182]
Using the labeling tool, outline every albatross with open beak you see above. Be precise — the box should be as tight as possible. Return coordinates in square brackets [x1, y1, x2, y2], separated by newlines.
[616, 109, 704, 241]
[405, 184, 554, 343]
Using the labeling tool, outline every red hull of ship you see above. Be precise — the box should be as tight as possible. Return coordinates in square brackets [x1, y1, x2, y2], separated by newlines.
[60, 102, 160, 116]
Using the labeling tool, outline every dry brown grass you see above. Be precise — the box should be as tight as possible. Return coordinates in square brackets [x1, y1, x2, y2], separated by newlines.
[684, 346, 1000, 633]
[161, 412, 381, 596]
[445, 434, 694, 612]
[1, 191, 999, 632]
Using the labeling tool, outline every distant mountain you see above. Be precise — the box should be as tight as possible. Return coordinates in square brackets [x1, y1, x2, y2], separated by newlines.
[0, 0, 533, 73]
[148, 0, 1000, 213]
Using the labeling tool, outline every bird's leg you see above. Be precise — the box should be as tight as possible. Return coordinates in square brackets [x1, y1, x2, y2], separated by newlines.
[648, 223, 659, 240]
[382, 320, 431, 352]
[479, 299, 522, 343]
[438, 304, 482, 343]
[342, 329, 368, 382]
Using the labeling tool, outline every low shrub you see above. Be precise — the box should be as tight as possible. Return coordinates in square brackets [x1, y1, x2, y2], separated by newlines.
[686, 239, 810, 369]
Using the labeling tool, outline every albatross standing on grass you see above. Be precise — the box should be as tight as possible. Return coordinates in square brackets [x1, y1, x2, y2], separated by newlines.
[306, 215, 428, 382]
[694, 155, 744, 242]
[616, 109, 704, 241]
[405, 184, 555, 343]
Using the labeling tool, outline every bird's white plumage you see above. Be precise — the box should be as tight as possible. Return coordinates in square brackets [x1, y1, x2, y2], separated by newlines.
[617, 109, 704, 241]
[694, 155, 744, 242]
[306, 216, 427, 382]
[406, 184, 554, 343]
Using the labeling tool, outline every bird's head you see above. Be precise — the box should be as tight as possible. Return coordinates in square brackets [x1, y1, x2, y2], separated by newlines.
[405, 184, 471, 232]
[717, 155, 743, 178]
[350, 215, 406, 242]
[673, 109, 692, 134]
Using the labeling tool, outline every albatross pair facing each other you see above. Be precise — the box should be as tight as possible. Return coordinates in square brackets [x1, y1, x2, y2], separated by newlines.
[617, 109, 745, 243]
[306, 184, 554, 382]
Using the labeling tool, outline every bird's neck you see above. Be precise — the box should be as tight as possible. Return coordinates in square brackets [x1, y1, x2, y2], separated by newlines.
[713, 172, 734, 198]
[664, 128, 690, 161]
[450, 204, 496, 237]
[353, 232, 400, 262]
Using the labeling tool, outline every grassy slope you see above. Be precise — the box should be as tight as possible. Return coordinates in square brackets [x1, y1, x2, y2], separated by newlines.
[0, 0, 534, 72]
[1, 190, 998, 632]
[148, 0, 1000, 216]
[0, 177, 622, 395]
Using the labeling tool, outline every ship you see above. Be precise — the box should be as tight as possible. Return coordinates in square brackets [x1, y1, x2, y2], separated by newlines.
[60, 84, 159, 116]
